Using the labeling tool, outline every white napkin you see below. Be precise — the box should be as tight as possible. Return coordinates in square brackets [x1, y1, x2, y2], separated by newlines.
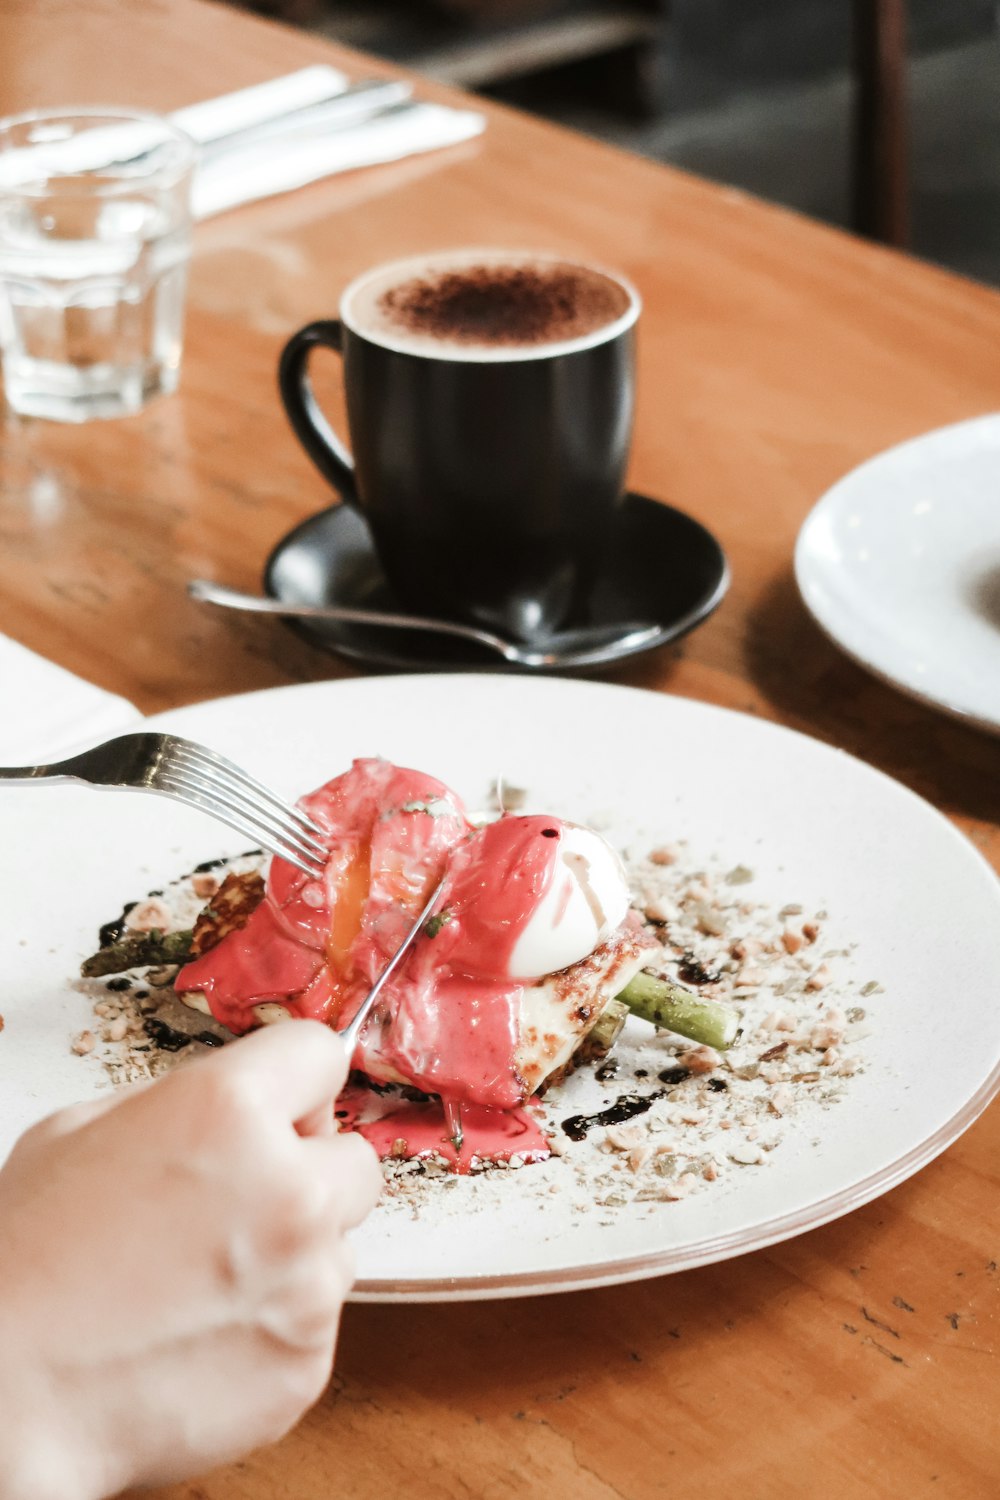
[0, 635, 142, 763]
[192, 98, 486, 219]
[173, 65, 351, 145]
[0, 66, 486, 218]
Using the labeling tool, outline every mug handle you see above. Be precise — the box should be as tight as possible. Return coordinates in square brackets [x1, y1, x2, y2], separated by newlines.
[278, 320, 359, 505]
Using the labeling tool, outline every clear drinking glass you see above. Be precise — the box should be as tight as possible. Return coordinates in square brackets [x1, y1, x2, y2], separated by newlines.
[0, 108, 196, 422]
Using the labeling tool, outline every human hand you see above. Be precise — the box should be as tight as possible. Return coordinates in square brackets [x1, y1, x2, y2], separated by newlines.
[0, 1021, 381, 1500]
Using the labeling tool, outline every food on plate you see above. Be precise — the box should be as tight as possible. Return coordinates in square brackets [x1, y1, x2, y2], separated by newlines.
[174, 760, 735, 1111]
[78, 758, 741, 1169]
[174, 760, 641, 1106]
[81, 928, 198, 979]
[76, 775, 866, 1199]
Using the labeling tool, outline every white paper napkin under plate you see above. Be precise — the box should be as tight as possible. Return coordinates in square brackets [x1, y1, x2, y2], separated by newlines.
[0, 634, 142, 762]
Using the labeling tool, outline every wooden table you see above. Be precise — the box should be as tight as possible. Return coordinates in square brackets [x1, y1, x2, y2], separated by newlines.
[3, 3, 1000, 1495]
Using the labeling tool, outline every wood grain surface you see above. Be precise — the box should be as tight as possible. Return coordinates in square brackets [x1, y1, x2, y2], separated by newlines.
[1, 3, 998, 1496]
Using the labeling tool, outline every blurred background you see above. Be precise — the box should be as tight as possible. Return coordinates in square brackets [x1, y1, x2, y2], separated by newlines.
[230, 0, 1000, 287]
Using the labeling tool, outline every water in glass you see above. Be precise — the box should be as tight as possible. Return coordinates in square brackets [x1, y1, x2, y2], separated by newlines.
[0, 110, 195, 422]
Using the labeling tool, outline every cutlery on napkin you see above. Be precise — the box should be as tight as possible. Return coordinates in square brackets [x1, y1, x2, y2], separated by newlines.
[0, 66, 486, 218]
[192, 92, 485, 219]
[195, 77, 412, 160]
[173, 64, 354, 144]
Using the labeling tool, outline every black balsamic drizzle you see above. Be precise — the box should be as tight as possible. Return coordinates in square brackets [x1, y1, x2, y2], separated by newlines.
[562, 1093, 662, 1141]
[142, 1017, 226, 1051]
[657, 1066, 691, 1086]
[561, 1066, 694, 1141]
[143, 1017, 193, 1052]
[676, 952, 723, 986]
[99, 901, 138, 948]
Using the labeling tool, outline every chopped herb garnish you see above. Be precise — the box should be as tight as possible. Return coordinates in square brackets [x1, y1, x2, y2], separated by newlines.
[424, 908, 453, 938]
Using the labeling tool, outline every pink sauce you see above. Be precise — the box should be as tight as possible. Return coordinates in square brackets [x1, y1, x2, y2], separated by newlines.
[336, 1084, 551, 1174]
[361, 815, 564, 1108]
[175, 759, 567, 1114]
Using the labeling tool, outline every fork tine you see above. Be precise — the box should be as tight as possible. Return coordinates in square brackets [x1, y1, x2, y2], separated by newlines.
[156, 765, 326, 872]
[1, 730, 329, 877]
[147, 782, 321, 880]
[160, 755, 329, 868]
[165, 738, 328, 848]
[153, 769, 326, 878]
[161, 738, 328, 855]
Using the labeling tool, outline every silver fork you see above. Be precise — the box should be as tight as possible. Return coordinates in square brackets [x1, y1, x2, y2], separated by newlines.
[0, 732, 328, 879]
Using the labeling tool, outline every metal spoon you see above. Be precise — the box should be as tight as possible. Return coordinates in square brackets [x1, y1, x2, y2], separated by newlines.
[189, 579, 663, 669]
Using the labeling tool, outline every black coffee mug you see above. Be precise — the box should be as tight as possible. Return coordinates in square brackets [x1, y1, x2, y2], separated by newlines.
[278, 251, 640, 640]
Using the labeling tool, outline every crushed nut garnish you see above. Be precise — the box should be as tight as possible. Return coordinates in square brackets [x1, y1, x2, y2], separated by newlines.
[71, 824, 868, 1217]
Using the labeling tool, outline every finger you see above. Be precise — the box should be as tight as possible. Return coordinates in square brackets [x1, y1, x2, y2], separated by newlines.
[26, 1077, 153, 1141]
[197, 1020, 349, 1125]
[257, 1249, 354, 1354]
[307, 1130, 383, 1231]
[295, 1099, 336, 1140]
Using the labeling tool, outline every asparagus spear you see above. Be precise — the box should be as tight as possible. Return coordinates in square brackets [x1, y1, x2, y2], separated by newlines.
[617, 970, 740, 1051]
[80, 922, 738, 1054]
[80, 929, 193, 979]
[585, 996, 630, 1055]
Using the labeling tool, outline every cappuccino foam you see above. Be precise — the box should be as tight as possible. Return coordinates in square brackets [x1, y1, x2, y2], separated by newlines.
[342, 252, 636, 361]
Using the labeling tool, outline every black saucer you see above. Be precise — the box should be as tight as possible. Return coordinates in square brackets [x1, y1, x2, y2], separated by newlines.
[263, 493, 729, 672]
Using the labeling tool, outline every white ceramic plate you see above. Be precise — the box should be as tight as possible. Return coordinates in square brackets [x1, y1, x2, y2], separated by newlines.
[795, 413, 1000, 734]
[2, 675, 999, 1301]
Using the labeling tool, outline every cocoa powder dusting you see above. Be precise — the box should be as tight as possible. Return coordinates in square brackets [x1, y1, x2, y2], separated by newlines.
[379, 264, 627, 347]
